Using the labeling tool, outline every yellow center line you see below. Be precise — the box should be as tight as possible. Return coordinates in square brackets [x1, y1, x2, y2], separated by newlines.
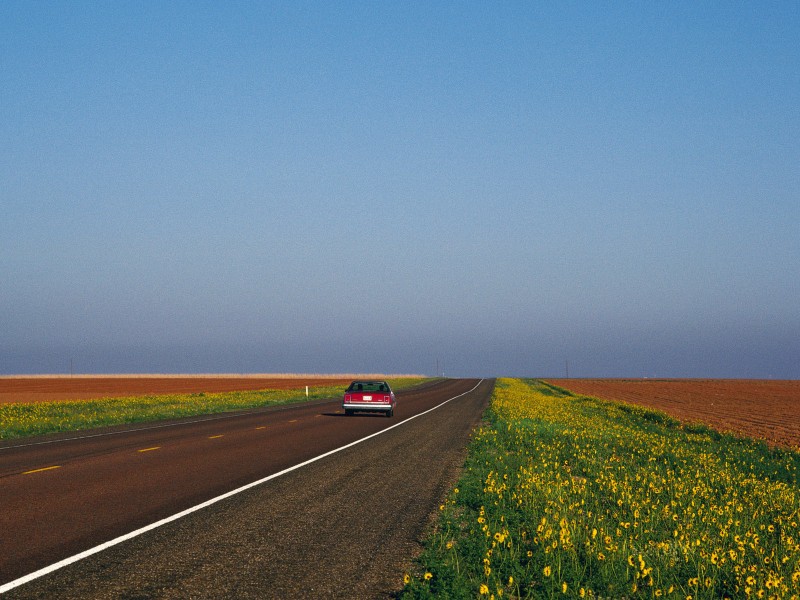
[23, 465, 61, 475]
[255, 426, 267, 430]
[208, 434, 224, 439]
[288, 419, 298, 423]
[138, 447, 161, 453]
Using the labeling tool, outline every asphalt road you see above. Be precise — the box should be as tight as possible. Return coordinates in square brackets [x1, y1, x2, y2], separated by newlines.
[0, 378, 493, 598]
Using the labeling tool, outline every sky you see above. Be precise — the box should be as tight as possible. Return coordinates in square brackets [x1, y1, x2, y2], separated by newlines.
[2, 2, 798, 378]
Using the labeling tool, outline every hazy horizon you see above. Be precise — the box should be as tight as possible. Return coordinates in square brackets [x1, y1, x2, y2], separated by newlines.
[3, 3, 798, 379]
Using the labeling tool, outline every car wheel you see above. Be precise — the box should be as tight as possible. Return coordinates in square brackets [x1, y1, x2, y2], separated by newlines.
[386, 409, 393, 418]
[345, 409, 352, 416]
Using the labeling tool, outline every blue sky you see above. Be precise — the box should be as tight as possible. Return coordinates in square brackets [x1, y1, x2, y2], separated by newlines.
[2, 2, 798, 378]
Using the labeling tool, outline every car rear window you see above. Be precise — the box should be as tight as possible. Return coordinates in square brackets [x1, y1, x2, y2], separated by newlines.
[346, 381, 389, 393]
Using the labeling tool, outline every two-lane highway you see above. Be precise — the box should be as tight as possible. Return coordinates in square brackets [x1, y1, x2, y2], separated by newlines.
[1, 378, 492, 597]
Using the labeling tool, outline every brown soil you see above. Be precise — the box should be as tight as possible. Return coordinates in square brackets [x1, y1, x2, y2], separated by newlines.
[546, 379, 800, 450]
[0, 376, 357, 404]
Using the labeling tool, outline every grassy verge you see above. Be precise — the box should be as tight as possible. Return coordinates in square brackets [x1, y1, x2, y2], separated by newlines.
[402, 378, 800, 599]
[0, 377, 430, 440]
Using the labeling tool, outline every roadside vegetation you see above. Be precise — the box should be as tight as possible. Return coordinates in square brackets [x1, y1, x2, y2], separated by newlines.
[402, 378, 800, 599]
[0, 378, 428, 440]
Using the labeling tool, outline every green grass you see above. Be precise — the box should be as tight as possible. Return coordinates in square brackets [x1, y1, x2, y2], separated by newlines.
[0, 377, 431, 440]
[401, 378, 800, 599]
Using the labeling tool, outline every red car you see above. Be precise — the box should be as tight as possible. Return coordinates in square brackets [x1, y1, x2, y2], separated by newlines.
[342, 380, 396, 417]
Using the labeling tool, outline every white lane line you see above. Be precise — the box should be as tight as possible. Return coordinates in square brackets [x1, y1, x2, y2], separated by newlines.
[0, 380, 485, 594]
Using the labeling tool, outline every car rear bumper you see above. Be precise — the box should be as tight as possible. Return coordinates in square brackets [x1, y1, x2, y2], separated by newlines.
[343, 403, 393, 412]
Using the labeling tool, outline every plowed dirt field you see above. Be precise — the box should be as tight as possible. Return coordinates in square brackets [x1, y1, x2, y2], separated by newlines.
[0, 376, 356, 404]
[546, 379, 800, 450]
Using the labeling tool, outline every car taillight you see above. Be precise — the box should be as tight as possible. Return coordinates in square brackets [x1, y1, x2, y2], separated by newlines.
[345, 395, 351, 402]
[384, 395, 390, 402]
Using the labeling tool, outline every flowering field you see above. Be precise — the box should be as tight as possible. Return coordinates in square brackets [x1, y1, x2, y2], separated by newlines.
[0, 378, 425, 440]
[402, 379, 800, 599]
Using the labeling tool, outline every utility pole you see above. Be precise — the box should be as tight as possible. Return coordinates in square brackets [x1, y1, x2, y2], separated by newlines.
[565, 359, 569, 378]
